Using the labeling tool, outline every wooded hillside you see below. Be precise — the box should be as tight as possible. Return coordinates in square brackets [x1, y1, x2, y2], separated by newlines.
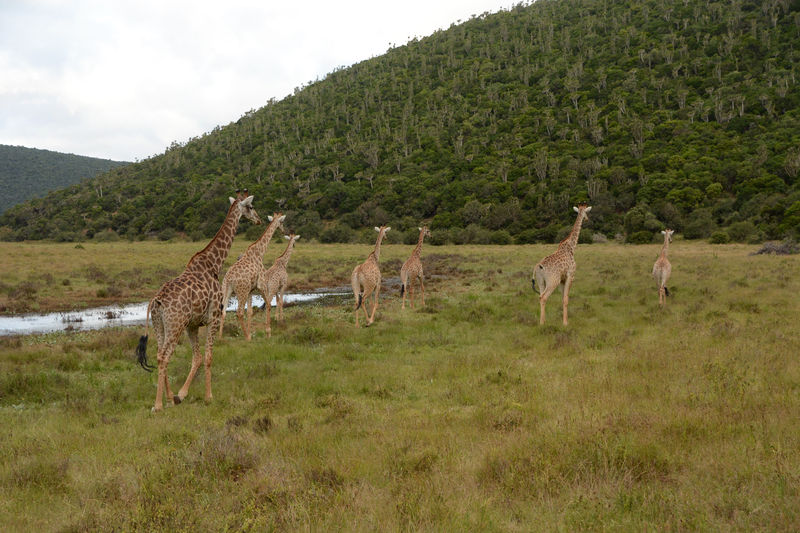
[2, 0, 799, 244]
[0, 145, 128, 215]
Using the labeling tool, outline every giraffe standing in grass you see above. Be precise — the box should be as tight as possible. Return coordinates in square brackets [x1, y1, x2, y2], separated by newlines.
[400, 226, 431, 309]
[218, 213, 285, 339]
[531, 204, 592, 326]
[136, 190, 262, 412]
[653, 229, 674, 306]
[256, 234, 300, 338]
[351, 226, 391, 327]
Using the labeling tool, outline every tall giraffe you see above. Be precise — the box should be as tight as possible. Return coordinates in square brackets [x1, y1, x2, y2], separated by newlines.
[400, 226, 431, 309]
[652, 229, 674, 306]
[136, 190, 262, 412]
[351, 226, 391, 327]
[256, 233, 300, 338]
[531, 204, 592, 326]
[218, 213, 285, 339]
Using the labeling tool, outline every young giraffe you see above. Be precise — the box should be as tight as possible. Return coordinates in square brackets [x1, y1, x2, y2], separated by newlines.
[218, 213, 285, 339]
[652, 229, 674, 306]
[400, 226, 431, 309]
[531, 204, 592, 326]
[256, 233, 300, 338]
[136, 191, 262, 412]
[351, 226, 391, 327]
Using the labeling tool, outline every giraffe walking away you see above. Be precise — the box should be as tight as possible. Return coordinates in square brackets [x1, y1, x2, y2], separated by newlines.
[135, 190, 262, 412]
[218, 213, 285, 339]
[532, 204, 591, 326]
[653, 229, 674, 306]
[400, 226, 431, 309]
[352, 226, 391, 327]
[256, 234, 300, 338]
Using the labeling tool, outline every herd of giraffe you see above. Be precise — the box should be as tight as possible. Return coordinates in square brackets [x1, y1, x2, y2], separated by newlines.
[136, 192, 673, 412]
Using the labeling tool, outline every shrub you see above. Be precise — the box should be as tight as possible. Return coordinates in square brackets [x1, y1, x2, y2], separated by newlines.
[727, 221, 757, 242]
[489, 230, 512, 244]
[627, 231, 654, 244]
[320, 224, 354, 243]
[709, 231, 731, 244]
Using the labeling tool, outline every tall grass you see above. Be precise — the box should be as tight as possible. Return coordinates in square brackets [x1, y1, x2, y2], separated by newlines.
[0, 241, 798, 531]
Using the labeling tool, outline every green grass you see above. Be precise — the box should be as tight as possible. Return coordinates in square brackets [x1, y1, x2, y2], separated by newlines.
[0, 241, 799, 531]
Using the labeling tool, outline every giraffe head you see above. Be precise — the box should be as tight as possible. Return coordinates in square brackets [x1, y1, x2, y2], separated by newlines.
[374, 226, 391, 239]
[573, 204, 592, 222]
[661, 229, 674, 242]
[229, 189, 262, 225]
[419, 226, 432, 239]
[283, 234, 301, 244]
[267, 212, 287, 233]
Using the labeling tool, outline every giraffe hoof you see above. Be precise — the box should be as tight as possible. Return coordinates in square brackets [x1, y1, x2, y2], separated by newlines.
[173, 395, 182, 405]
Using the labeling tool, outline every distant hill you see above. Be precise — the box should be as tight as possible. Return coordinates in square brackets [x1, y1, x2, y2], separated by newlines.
[0, 145, 128, 213]
[1, 0, 799, 244]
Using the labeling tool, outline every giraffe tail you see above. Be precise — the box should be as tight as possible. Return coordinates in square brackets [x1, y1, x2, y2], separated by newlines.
[136, 300, 155, 372]
[664, 286, 670, 297]
[400, 283, 405, 297]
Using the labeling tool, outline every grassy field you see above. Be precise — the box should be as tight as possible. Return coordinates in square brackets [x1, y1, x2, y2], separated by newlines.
[1, 240, 798, 531]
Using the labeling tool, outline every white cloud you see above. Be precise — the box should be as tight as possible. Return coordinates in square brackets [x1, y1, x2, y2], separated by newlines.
[0, 0, 512, 161]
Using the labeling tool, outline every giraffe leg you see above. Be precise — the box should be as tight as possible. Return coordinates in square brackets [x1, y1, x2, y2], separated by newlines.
[408, 280, 414, 309]
[368, 285, 380, 325]
[235, 291, 248, 340]
[218, 285, 230, 337]
[562, 277, 573, 326]
[203, 319, 218, 402]
[400, 272, 407, 310]
[175, 326, 203, 404]
[538, 280, 558, 326]
[153, 333, 179, 412]
[246, 294, 255, 340]
[265, 292, 272, 338]
[419, 276, 425, 306]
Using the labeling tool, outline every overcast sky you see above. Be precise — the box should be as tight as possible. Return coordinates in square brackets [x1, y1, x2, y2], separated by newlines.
[0, 0, 513, 162]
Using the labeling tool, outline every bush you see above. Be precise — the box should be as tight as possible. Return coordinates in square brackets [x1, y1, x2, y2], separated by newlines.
[627, 231, 655, 244]
[158, 228, 177, 241]
[709, 231, 730, 244]
[489, 230, 512, 245]
[727, 221, 757, 242]
[320, 224, 354, 243]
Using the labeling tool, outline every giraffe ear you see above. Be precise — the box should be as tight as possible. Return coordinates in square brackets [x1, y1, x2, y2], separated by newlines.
[385, 227, 391, 232]
[241, 196, 254, 206]
[279, 215, 286, 222]
[229, 197, 236, 205]
[295, 235, 301, 240]
[661, 230, 666, 235]
[573, 206, 579, 213]
[418, 227, 422, 231]
[374, 227, 380, 232]
[268, 215, 274, 222]
[585, 206, 592, 212]
[283, 235, 290, 240]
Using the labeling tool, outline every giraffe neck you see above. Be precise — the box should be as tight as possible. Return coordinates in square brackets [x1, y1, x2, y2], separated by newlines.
[412, 230, 426, 258]
[560, 212, 585, 253]
[371, 233, 385, 263]
[186, 202, 241, 277]
[659, 236, 670, 259]
[247, 218, 281, 258]
[275, 241, 296, 268]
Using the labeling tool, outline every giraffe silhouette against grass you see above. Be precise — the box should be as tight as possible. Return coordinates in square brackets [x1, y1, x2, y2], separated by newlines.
[218, 213, 285, 339]
[652, 229, 674, 306]
[136, 190, 262, 412]
[400, 226, 431, 309]
[532, 204, 591, 326]
[256, 233, 300, 337]
[351, 226, 390, 327]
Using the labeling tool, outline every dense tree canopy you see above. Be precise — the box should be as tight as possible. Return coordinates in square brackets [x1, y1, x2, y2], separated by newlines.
[2, 0, 800, 244]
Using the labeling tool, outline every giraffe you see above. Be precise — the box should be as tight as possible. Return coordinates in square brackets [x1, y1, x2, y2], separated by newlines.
[256, 233, 300, 338]
[135, 190, 262, 412]
[531, 204, 592, 326]
[400, 226, 431, 309]
[351, 226, 391, 327]
[218, 212, 285, 339]
[652, 229, 674, 306]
